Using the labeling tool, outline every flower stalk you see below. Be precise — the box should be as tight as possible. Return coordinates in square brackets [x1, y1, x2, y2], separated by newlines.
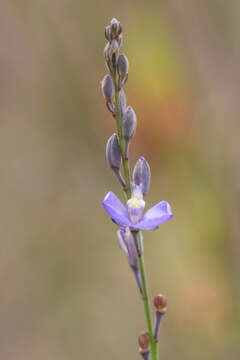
[108, 24, 157, 359]
[101, 18, 173, 359]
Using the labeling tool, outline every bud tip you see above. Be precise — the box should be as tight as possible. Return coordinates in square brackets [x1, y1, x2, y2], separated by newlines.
[138, 331, 150, 350]
[154, 294, 167, 312]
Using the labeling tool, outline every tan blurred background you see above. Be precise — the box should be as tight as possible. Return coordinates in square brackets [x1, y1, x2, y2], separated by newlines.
[1, 0, 240, 359]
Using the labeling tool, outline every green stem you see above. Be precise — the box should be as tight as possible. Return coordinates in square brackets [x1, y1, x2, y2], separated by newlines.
[111, 68, 158, 360]
[134, 231, 158, 360]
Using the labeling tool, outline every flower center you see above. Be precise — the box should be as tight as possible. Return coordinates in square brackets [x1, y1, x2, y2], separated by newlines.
[128, 198, 143, 209]
[126, 196, 145, 224]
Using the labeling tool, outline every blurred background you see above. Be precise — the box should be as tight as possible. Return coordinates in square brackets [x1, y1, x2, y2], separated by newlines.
[1, 0, 240, 359]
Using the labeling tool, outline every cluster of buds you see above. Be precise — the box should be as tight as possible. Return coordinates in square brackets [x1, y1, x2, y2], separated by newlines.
[101, 18, 138, 186]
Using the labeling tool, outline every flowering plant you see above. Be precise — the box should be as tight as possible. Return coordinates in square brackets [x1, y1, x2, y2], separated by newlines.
[101, 18, 173, 360]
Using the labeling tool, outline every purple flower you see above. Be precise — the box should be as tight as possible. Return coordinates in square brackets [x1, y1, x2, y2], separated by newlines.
[102, 186, 173, 230]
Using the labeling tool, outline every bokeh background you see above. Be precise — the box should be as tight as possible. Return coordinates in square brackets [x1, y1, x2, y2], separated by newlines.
[1, 1, 240, 359]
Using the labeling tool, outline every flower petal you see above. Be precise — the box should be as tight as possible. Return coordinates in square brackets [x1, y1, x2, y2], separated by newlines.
[102, 192, 132, 227]
[136, 201, 173, 230]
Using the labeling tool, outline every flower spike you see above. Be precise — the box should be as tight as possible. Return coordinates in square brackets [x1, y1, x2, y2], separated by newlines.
[100, 18, 174, 360]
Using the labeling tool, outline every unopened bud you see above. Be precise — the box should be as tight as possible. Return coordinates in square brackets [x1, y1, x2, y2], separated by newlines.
[154, 294, 167, 312]
[121, 227, 138, 269]
[109, 39, 119, 58]
[116, 228, 142, 294]
[101, 75, 115, 102]
[153, 294, 167, 341]
[110, 18, 122, 38]
[106, 133, 121, 170]
[138, 332, 150, 350]
[122, 106, 136, 158]
[133, 157, 151, 196]
[104, 43, 110, 62]
[117, 54, 129, 79]
[122, 106, 136, 140]
[119, 88, 127, 115]
[104, 26, 111, 41]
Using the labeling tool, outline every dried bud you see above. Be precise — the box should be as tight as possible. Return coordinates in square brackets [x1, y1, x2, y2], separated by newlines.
[106, 133, 121, 170]
[154, 294, 167, 311]
[122, 106, 136, 141]
[133, 157, 151, 196]
[101, 75, 115, 102]
[119, 88, 127, 115]
[153, 294, 167, 341]
[117, 54, 129, 79]
[138, 332, 150, 350]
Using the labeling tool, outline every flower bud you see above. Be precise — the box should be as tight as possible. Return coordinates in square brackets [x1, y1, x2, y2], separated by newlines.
[109, 39, 119, 58]
[122, 106, 136, 141]
[138, 332, 150, 350]
[110, 18, 122, 37]
[119, 88, 127, 115]
[153, 294, 167, 341]
[154, 294, 167, 311]
[117, 54, 129, 79]
[122, 106, 136, 158]
[133, 157, 151, 196]
[101, 75, 115, 102]
[116, 228, 142, 294]
[116, 229, 128, 254]
[106, 133, 121, 170]
[104, 43, 110, 62]
[104, 25, 111, 41]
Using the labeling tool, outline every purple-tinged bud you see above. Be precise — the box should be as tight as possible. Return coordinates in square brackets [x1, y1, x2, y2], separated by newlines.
[104, 26, 111, 41]
[109, 39, 119, 57]
[154, 294, 167, 311]
[117, 54, 129, 79]
[116, 228, 142, 294]
[122, 106, 136, 157]
[104, 43, 110, 62]
[116, 229, 128, 254]
[106, 133, 121, 170]
[139, 349, 150, 360]
[119, 88, 127, 115]
[153, 294, 167, 341]
[138, 332, 150, 350]
[101, 75, 115, 102]
[133, 157, 151, 196]
[106, 134, 125, 187]
[119, 228, 138, 269]
[122, 106, 136, 141]
[110, 18, 122, 37]
[118, 34, 123, 48]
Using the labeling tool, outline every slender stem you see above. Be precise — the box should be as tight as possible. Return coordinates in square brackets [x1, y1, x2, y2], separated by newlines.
[134, 231, 158, 360]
